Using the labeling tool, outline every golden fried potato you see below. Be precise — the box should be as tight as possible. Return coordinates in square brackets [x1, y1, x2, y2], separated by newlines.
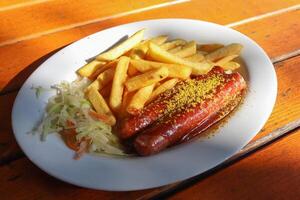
[171, 41, 197, 58]
[130, 59, 191, 79]
[215, 54, 239, 66]
[148, 43, 213, 75]
[205, 43, 243, 62]
[147, 78, 178, 103]
[127, 64, 139, 76]
[86, 86, 116, 125]
[127, 84, 155, 115]
[96, 29, 145, 61]
[185, 52, 205, 62]
[109, 56, 130, 111]
[77, 60, 106, 77]
[125, 67, 168, 92]
[160, 39, 187, 50]
[198, 43, 224, 53]
[88, 67, 115, 91]
[120, 90, 135, 118]
[129, 35, 168, 59]
[221, 61, 240, 70]
[89, 60, 118, 80]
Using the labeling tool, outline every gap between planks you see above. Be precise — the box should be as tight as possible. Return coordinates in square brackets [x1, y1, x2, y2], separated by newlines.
[137, 119, 300, 200]
[0, 2, 299, 47]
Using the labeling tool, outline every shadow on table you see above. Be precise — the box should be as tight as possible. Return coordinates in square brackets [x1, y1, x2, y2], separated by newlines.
[2, 34, 129, 95]
[1, 46, 66, 95]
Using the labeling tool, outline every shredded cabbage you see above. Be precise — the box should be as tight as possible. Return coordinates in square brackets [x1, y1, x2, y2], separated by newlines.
[35, 78, 128, 156]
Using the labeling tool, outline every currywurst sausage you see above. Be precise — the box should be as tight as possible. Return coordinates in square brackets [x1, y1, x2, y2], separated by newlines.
[119, 67, 225, 139]
[134, 67, 246, 156]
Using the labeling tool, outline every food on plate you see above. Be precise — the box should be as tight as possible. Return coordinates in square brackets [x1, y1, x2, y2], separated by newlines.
[129, 35, 168, 59]
[35, 29, 246, 158]
[130, 59, 192, 79]
[148, 42, 213, 75]
[109, 56, 129, 112]
[134, 67, 246, 155]
[77, 60, 106, 77]
[126, 84, 155, 115]
[205, 43, 243, 62]
[124, 67, 169, 92]
[86, 86, 116, 126]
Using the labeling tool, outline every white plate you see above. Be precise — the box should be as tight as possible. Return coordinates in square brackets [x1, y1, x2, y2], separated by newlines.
[12, 19, 277, 191]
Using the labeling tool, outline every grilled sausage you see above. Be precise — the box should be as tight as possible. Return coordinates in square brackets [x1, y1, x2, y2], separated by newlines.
[119, 67, 224, 139]
[134, 69, 246, 156]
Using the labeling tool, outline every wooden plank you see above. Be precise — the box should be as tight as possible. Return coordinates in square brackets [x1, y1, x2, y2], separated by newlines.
[166, 128, 300, 200]
[0, 0, 174, 45]
[0, 6, 300, 93]
[252, 56, 300, 140]
[0, 0, 34, 7]
[1, 0, 299, 46]
[234, 8, 300, 59]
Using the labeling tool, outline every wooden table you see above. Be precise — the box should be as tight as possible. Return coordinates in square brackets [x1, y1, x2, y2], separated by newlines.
[1, 1, 299, 199]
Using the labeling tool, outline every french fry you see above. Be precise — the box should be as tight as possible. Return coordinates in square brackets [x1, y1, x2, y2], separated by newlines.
[86, 86, 116, 125]
[120, 90, 135, 118]
[127, 64, 139, 76]
[109, 56, 130, 111]
[198, 43, 224, 53]
[130, 59, 191, 79]
[127, 84, 155, 115]
[96, 29, 145, 61]
[172, 41, 197, 58]
[125, 67, 168, 92]
[129, 35, 168, 59]
[150, 35, 168, 45]
[147, 78, 178, 103]
[89, 60, 118, 80]
[221, 61, 240, 70]
[148, 42, 213, 75]
[168, 46, 182, 53]
[205, 43, 243, 62]
[215, 54, 239, 66]
[88, 67, 115, 91]
[77, 60, 106, 77]
[185, 52, 205, 62]
[160, 39, 187, 50]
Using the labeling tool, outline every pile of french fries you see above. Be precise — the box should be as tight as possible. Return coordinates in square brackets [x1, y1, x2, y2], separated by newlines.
[77, 29, 243, 126]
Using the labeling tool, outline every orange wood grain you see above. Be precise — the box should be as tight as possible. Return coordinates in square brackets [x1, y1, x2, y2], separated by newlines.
[0, 0, 35, 7]
[0, 8, 300, 93]
[1, 0, 299, 45]
[252, 56, 300, 141]
[234, 8, 300, 59]
[0, 0, 173, 44]
[168, 129, 300, 200]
